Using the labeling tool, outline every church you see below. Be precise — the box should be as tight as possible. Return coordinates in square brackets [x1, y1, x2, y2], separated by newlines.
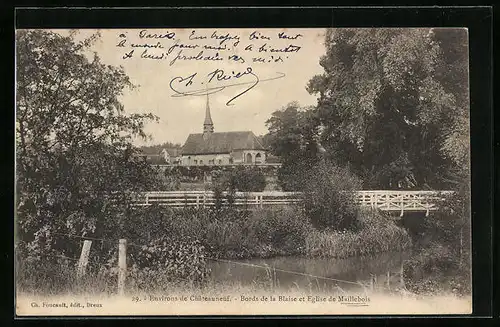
[180, 95, 267, 166]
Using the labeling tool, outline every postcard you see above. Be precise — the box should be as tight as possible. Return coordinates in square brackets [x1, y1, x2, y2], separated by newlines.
[15, 27, 472, 315]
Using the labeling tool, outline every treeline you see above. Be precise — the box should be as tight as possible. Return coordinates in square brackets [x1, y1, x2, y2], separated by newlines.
[265, 28, 469, 192]
[139, 142, 182, 155]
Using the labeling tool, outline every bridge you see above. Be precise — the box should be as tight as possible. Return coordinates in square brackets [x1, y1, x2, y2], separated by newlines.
[151, 163, 283, 169]
[131, 190, 453, 216]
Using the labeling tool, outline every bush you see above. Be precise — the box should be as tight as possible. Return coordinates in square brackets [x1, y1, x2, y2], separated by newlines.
[126, 236, 210, 292]
[16, 244, 76, 294]
[277, 160, 315, 191]
[302, 161, 362, 230]
[305, 209, 412, 258]
[213, 166, 267, 192]
[123, 205, 310, 259]
[404, 184, 471, 297]
[247, 207, 311, 256]
[403, 242, 470, 296]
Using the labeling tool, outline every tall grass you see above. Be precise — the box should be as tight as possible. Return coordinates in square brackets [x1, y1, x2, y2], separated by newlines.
[127, 205, 410, 260]
[305, 209, 412, 258]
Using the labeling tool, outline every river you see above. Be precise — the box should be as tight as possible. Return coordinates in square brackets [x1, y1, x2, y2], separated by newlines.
[208, 251, 411, 293]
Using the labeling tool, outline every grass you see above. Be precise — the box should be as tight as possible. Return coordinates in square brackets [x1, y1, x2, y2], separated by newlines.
[16, 206, 415, 296]
[305, 209, 412, 258]
[125, 205, 411, 260]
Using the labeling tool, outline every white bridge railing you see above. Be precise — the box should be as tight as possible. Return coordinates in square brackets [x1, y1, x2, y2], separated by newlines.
[131, 190, 453, 216]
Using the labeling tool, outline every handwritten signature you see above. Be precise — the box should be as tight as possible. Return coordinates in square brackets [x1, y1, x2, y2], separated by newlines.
[169, 67, 285, 106]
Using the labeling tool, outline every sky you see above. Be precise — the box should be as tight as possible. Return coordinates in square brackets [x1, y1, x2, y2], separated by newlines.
[68, 28, 327, 146]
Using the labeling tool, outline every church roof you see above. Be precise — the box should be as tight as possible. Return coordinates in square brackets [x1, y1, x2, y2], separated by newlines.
[182, 131, 265, 155]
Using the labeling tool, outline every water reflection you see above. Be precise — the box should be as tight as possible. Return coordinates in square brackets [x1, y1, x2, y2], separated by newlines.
[208, 251, 411, 292]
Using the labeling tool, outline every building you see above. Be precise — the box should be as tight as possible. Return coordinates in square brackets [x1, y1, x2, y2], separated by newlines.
[136, 147, 181, 165]
[180, 95, 267, 166]
[160, 148, 181, 165]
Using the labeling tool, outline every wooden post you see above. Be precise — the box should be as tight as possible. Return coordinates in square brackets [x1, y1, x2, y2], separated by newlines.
[400, 261, 405, 289]
[76, 240, 92, 280]
[118, 239, 127, 296]
[400, 198, 404, 217]
[386, 271, 391, 290]
[369, 275, 374, 291]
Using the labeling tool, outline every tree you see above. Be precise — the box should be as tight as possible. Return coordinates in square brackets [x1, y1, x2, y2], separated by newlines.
[265, 102, 322, 190]
[139, 142, 182, 155]
[432, 28, 470, 183]
[213, 167, 267, 193]
[16, 30, 159, 265]
[302, 160, 362, 230]
[305, 28, 468, 189]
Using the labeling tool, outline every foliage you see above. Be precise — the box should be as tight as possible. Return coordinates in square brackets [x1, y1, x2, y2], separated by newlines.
[139, 142, 182, 155]
[403, 242, 470, 296]
[122, 206, 310, 259]
[123, 205, 411, 260]
[154, 167, 182, 191]
[247, 207, 312, 256]
[305, 210, 412, 258]
[302, 160, 362, 230]
[213, 166, 267, 192]
[16, 30, 159, 274]
[266, 28, 469, 190]
[16, 241, 77, 294]
[265, 102, 322, 191]
[127, 236, 210, 292]
[403, 184, 471, 296]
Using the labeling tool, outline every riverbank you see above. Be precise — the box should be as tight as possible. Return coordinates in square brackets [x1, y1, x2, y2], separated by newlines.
[125, 205, 412, 260]
[16, 205, 413, 295]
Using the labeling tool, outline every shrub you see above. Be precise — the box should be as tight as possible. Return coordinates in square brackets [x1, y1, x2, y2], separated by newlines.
[403, 242, 470, 296]
[247, 207, 311, 256]
[302, 160, 362, 230]
[305, 209, 412, 258]
[404, 184, 471, 297]
[126, 236, 210, 292]
[16, 244, 76, 294]
[277, 160, 315, 191]
[213, 166, 267, 193]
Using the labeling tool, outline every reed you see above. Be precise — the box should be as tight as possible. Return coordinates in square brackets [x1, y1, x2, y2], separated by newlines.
[305, 210, 412, 259]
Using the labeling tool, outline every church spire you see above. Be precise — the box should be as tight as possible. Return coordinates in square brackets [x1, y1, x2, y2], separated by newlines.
[203, 90, 214, 134]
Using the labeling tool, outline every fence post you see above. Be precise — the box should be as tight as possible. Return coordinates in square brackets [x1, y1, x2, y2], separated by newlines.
[118, 239, 127, 296]
[76, 240, 92, 280]
[400, 261, 406, 289]
[400, 194, 405, 217]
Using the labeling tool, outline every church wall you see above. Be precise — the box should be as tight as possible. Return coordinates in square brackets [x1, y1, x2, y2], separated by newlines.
[242, 150, 267, 164]
[180, 151, 266, 166]
[181, 153, 232, 166]
[231, 150, 244, 163]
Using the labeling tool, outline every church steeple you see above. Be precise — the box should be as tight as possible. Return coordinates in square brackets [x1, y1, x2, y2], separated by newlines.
[203, 92, 214, 135]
